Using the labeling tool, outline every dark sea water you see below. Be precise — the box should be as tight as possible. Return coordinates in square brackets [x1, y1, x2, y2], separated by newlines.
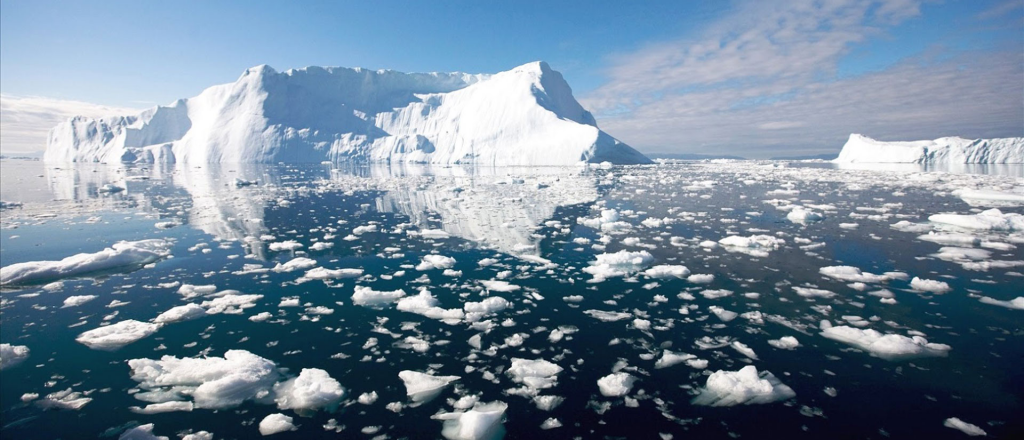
[1, 159, 1022, 439]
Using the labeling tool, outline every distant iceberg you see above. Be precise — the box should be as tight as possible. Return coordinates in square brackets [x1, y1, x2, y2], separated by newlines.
[44, 62, 650, 166]
[834, 133, 1023, 164]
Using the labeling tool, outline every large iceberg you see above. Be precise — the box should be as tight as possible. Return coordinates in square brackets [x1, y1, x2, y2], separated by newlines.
[834, 133, 1023, 164]
[45, 62, 650, 166]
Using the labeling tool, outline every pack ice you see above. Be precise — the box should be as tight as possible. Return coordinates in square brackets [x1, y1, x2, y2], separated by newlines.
[834, 134, 1024, 164]
[44, 62, 650, 166]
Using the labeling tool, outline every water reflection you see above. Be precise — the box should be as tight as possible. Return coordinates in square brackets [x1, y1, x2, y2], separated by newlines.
[792, 161, 1023, 177]
[31, 161, 601, 259]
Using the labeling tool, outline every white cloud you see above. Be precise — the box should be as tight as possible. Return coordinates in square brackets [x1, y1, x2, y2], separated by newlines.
[582, 0, 1023, 157]
[0, 94, 139, 155]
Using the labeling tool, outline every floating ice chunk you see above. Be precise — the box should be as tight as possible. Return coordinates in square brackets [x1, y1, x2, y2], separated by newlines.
[687, 273, 714, 283]
[153, 303, 207, 324]
[691, 365, 795, 406]
[62, 295, 98, 308]
[701, 289, 733, 299]
[76, 320, 160, 350]
[708, 306, 738, 322]
[910, 277, 952, 294]
[259, 413, 297, 436]
[272, 257, 317, 273]
[129, 401, 194, 414]
[918, 232, 982, 246]
[506, 358, 563, 395]
[36, 388, 92, 410]
[353, 224, 378, 235]
[397, 289, 465, 322]
[0, 343, 30, 370]
[597, 372, 635, 397]
[200, 294, 263, 314]
[820, 324, 951, 360]
[818, 266, 892, 283]
[932, 247, 991, 262]
[417, 255, 457, 271]
[583, 250, 653, 281]
[943, 417, 987, 436]
[768, 336, 800, 349]
[653, 350, 706, 369]
[929, 209, 1024, 232]
[0, 239, 171, 286]
[793, 286, 836, 298]
[128, 350, 279, 409]
[583, 310, 632, 322]
[540, 418, 562, 430]
[643, 264, 691, 279]
[302, 267, 362, 280]
[533, 395, 564, 411]
[480, 280, 521, 292]
[273, 368, 345, 412]
[181, 431, 213, 440]
[434, 401, 508, 440]
[398, 370, 460, 405]
[177, 284, 217, 299]
[118, 423, 168, 440]
[956, 189, 1024, 207]
[309, 242, 334, 251]
[786, 206, 825, 225]
[978, 296, 1024, 310]
[890, 221, 934, 236]
[731, 341, 758, 360]
[268, 240, 303, 252]
[718, 235, 785, 257]
[464, 297, 511, 322]
[358, 391, 379, 405]
[352, 286, 407, 307]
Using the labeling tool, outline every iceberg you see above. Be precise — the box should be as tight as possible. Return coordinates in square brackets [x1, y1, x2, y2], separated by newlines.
[834, 133, 1023, 164]
[45, 62, 650, 166]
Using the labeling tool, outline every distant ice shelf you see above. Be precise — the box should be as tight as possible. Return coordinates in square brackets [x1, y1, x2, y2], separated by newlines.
[44, 62, 650, 166]
[833, 133, 1024, 164]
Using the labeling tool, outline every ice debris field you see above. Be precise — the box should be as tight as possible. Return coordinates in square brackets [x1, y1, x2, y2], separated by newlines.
[1, 159, 1022, 439]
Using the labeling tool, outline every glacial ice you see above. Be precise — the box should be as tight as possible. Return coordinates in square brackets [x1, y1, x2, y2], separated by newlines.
[819, 322, 951, 360]
[0, 239, 171, 286]
[835, 133, 1024, 164]
[76, 320, 161, 350]
[691, 365, 796, 406]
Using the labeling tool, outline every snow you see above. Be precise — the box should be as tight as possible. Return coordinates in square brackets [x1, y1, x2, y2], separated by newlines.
[596, 372, 635, 397]
[943, 417, 988, 436]
[45, 62, 650, 166]
[928, 209, 1024, 232]
[435, 401, 508, 440]
[76, 320, 160, 350]
[819, 323, 952, 360]
[834, 133, 1024, 164]
[582, 250, 654, 281]
[128, 350, 279, 409]
[273, 368, 345, 412]
[398, 370, 460, 405]
[259, 414, 297, 436]
[691, 365, 796, 406]
[0, 343, 30, 370]
[0, 239, 170, 286]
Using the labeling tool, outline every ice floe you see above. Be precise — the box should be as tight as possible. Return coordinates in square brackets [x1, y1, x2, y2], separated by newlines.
[819, 321, 951, 360]
[0, 239, 171, 286]
[0, 343, 30, 370]
[691, 365, 795, 406]
[76, 320, 160, 350]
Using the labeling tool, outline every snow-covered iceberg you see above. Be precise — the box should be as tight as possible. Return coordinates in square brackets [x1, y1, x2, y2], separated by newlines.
[45, 62, 650, 166]
[834, 134, 1023, 164]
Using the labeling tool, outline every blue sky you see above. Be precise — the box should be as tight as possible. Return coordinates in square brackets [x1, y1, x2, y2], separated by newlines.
[1, 0, 1021, 157]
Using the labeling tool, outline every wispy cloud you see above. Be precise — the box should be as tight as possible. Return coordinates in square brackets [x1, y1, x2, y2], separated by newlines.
[582, 0, 1023, 157]
[0, 95, 140, 154]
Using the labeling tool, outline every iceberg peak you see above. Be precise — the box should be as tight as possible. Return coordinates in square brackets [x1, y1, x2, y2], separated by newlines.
[47, 62, 650, 166]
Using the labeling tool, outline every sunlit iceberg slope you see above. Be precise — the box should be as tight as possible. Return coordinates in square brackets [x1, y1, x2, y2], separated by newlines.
[834, 134, 1023, 164]
[45, 62, 650, 166]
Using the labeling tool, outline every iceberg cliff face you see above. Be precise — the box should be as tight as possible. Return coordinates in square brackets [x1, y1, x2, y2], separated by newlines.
[834, 134, 1024, 164]
[44, 62, 650, 166]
